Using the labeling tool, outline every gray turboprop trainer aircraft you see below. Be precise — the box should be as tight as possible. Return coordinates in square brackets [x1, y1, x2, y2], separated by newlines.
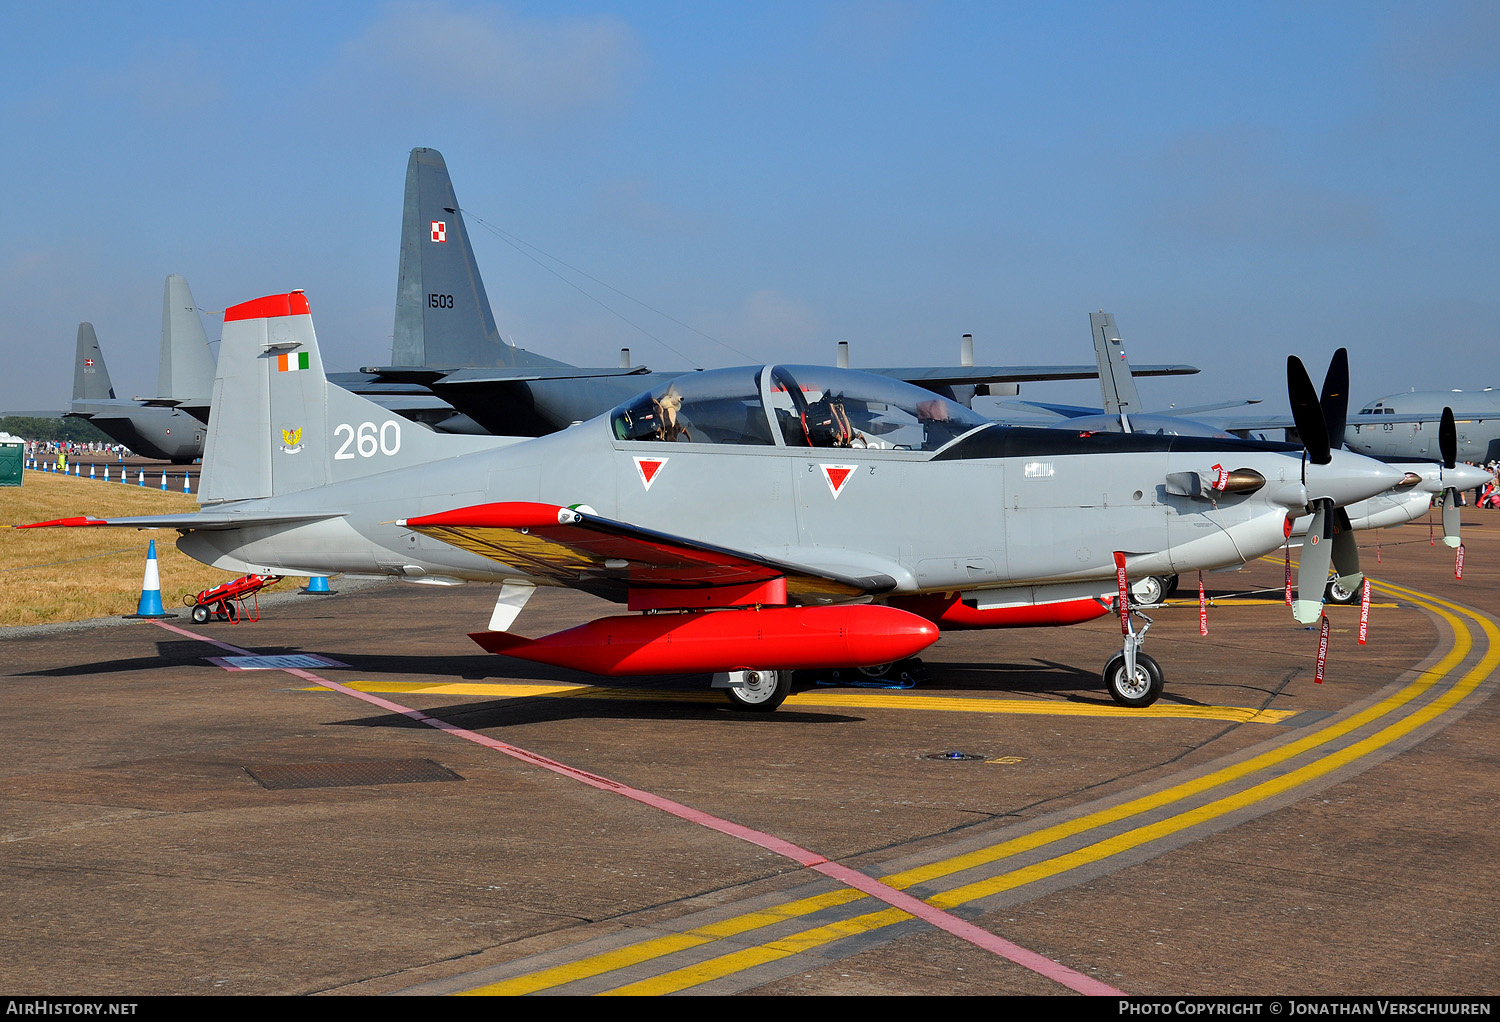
[22, 291, 1404, 709]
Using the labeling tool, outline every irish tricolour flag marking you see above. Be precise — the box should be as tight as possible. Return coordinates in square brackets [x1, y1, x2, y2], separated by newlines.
[277, 351, 310, 373]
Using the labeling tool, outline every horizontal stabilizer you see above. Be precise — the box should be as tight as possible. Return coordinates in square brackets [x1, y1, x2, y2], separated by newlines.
[16, 510, 347, 531]
[370, 365, 652, 385]
[444, 365, 653, 383]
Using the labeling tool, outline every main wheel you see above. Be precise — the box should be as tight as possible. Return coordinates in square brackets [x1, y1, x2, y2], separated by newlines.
[1325, 577, 1365, 605]
[1162, 574, 1180, 598]
[1129, 575, 1167, 606]
[725, 669, 792, 711]
[1103, 651, 1164, 708]
[191, 604, 210, 624]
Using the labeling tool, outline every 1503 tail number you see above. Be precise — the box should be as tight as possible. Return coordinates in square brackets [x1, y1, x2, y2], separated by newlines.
[334, 421, 401, 459]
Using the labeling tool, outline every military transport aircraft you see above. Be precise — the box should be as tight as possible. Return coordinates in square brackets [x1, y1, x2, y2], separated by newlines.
[45, 149, 1200, 462]
[1345, 390, 1500, 465]
[21, 290, 1406, 710]
[362, 148, 1205, 435]
[64, 275, 214, 463]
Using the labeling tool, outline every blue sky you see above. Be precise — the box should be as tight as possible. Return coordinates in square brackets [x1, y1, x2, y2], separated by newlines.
[1, 1, 1496, 415]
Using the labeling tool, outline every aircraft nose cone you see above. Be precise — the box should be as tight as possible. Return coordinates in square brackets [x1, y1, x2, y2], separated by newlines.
[1306, 450, 1407, 507]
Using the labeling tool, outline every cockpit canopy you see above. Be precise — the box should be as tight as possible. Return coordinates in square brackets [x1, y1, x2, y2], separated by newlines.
[610, 365, 991, 452]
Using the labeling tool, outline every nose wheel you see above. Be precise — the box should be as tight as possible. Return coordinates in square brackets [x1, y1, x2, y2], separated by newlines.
[1103, 650, 1164, 707]
[1325, 577, 1366, 605]
[1104, 604, 1164, 707]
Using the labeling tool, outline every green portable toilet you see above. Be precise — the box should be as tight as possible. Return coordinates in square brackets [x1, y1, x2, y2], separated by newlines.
[0, 433, 23, 486]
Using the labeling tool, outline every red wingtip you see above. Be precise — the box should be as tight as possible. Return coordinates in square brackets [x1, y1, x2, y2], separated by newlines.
[223, 291, 311, 323]
[15, 516, 107, 529]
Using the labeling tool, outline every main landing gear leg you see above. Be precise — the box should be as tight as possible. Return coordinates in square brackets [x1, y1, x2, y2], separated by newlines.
[1103, 607, 1164, 707]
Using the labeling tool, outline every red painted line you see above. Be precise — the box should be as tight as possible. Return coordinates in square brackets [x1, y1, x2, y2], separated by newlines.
[150, 620, 1122, 995]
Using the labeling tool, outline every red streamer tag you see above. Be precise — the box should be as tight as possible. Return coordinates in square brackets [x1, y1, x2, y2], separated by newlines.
[1430, 518, 1435, 546]
[1113, 551, 1129, 635]
[1456, 543, 1465, 580]
[1198, 571, 1208, 636]
[1211, 463, 1229, 491]
[1314, 615, 1330, 684]
[1358, 579, 1371, 645]
[1377, 542, 1382, 565]
[1284, 545, 1293, 607]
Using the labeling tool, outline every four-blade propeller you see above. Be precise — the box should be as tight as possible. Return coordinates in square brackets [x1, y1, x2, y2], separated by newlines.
[1287, 349, 1362, 624]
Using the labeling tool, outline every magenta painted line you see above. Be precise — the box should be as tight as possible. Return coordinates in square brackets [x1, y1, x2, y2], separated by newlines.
[813, 859, 1122, 995]
[155, 619, 255, 656]
[150, 620, 1122, 995]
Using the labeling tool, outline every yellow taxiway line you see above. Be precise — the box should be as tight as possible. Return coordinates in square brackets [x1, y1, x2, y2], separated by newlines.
[301, 681, 1299, 724]
[461, 580, 1497, 995]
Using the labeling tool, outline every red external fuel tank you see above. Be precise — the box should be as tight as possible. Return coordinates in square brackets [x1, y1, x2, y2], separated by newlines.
[470, 604, 939, 676]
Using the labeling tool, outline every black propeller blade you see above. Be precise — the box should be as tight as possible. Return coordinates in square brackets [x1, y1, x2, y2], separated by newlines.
[1440, 407, 1462, 548]
[1440, 407, 1457, 469]
[1288, 355, 1331, 466]
[1319, 347, 1349, 452]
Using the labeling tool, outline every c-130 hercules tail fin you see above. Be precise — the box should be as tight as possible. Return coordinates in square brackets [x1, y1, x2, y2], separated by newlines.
[392, 147, 569, 372]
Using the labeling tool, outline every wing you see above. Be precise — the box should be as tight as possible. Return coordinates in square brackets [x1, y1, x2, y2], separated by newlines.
[399, 501, 896, 608]
[870, 363, 1198, 387]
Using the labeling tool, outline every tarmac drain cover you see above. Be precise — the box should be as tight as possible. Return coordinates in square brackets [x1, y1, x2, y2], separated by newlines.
[921, 751, 987, 762]
[210, 654, 350, 671]
[244, 758, 463, 790]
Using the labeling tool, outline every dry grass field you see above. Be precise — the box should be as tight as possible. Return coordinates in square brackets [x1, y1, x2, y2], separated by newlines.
[1, 469, 244, 626]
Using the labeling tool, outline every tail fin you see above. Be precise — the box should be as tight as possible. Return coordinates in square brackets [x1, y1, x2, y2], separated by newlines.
[72, 323, 116, 402]
[158, 274, 216, 400]
[392, 147, 569, 371]
[200, 291, 512, 504]
[1090, 311, 1144, 426]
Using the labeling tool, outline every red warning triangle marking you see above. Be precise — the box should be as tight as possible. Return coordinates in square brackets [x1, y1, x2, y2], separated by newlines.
[634, 456, 667, 491]
[821, 464, 856, 499]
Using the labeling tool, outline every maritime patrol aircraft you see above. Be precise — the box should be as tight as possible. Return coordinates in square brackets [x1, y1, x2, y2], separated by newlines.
[21, 290, 1405, 709]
